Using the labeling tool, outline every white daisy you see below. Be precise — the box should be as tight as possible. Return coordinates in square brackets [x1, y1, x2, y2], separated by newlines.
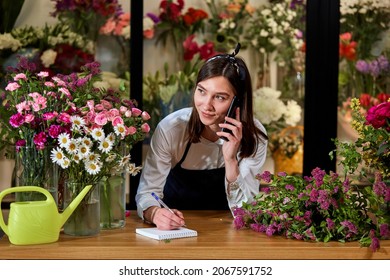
[107, 132, 116, 143]
[70, 115, 85, 129]
[114, 124, 126, 137]
[72, 153, 81, 163]
[105, 154, 117, 163]
[119, 154, 131, 167]
[98, 138, 113, 153]
[66, 139, 79, 154]
[80, 137, 93, 148]
[50, 147, 64, 164]
[127, 163, 142, 176]
[85, 161, 102, 175]
[58, 133, 70, 148]
[78, 144, 90, 158]
[60, 157, 70, 169]
[91, 128, 105, 141]
[87, 152, 100, 162]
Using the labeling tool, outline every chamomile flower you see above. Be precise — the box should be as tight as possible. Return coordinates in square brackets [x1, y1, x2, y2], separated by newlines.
[85, 160, 102, 175]
[98, 138, 113, 153]
[114, 124, 126, 138]
[58, 132, 70, 148]
[70, 115, 86, 129]
[105, 154, 117, 163]
[51, 147, 65, 164]
[80, 137, 93, 148]
[87, 152, 100, 162]
[107, 132, 116, 143]
[127, 163, 142, 176]
[78, 144, 90, 158]
[119, 154, 131, 167]
[91, 127, 105, 141]
[60, 157, 70, 169]
[66, 139, 79, 154]
[72, 153, 81, 164]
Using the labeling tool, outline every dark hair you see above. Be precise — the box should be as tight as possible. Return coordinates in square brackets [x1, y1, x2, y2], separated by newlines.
[186, 46, 268, 158]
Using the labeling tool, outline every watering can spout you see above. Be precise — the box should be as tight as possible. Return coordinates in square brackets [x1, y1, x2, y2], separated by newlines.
[60, 184, 93, 227]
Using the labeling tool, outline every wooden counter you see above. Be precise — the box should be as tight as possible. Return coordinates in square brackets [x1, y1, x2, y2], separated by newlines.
[0, 210, 389, 260]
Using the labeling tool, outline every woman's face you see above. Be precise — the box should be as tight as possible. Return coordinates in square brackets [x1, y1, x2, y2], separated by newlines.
[194, 76, 236, 131]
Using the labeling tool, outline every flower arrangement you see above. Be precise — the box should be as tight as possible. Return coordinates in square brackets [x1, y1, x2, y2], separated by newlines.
[50, 0, 121, 41]
[338, 0, 390, 106]
[244, 0, 305, 94]
[340, 0, 390, 60]
[252, 86, 302, 158]
[234, 167, 389, 251]
[0, 23, 95, 80]
[334, 98, 390, 181]
[51, 94, 150, 186]
[153, 0, 209, 70]
[205, 0, 254, 52]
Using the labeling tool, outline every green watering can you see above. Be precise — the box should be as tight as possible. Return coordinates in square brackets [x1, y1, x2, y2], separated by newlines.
[0, 185, 93, 245]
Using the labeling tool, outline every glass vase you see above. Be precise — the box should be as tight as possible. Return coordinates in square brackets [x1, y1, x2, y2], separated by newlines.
[63, 181, 100, 236]
[14, 145, 58, 205]
[99, 173, 126, 229]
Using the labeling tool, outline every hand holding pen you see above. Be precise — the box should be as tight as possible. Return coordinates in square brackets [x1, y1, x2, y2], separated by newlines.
[151, 192, 186, 230]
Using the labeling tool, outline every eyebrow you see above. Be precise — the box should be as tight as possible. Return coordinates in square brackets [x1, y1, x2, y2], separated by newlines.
[196, 83, 231, 97]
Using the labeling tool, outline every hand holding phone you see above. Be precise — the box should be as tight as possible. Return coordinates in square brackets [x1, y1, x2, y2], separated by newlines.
[220, 96, 240, 141]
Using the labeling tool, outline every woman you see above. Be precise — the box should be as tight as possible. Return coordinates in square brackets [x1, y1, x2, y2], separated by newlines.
[136, 44, 268, 230]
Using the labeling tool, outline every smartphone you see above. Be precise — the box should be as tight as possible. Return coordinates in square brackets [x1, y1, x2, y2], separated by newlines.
[220, 96, 240, 141]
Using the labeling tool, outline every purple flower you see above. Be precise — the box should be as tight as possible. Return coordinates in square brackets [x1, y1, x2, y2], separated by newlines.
[326, 218, 335, 230]
[355, 60, 370, 74]
[251, 223, 267, 232]
[373, 180, 386, 197]
[285, 184, 295, 191]
[377, 55, 389, 71]
[146, 12, 160, 24]
[311, 167, 325, 186]
[304, 229, 316, 240]
[258, 171, 272, 183]
[341, 220, 358, 236]
[265, 224, 276, 237]
[233, 215, 245, 229]
[379, 224, 389, 238]
[369, 60, 381, 77]
[292, 232, 303, 240]
[342, 177, 351, 193]
[370, 236, 380, 252]
[309, 189, 319, 202]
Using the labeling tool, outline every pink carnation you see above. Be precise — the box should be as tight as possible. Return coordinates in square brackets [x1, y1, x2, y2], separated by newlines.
[5, 82, 20, 91]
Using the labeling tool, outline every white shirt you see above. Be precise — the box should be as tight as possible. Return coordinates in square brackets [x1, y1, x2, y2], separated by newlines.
[136, 107, 268, 218]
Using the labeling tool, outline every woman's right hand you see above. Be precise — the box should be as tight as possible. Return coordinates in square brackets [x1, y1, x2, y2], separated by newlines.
[145, 206, 186, 230]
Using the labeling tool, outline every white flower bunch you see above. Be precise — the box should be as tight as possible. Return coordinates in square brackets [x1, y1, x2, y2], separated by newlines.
[340, 0, 390, 16]
[253, 87, 302, 133]
[246, 1, 304, 56]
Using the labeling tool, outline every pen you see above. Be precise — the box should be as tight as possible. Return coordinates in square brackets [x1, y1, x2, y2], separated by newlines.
[151, 192, 186, 227]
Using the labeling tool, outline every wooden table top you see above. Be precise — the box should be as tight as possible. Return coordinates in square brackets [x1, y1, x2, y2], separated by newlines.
[0, 210, 389, 260]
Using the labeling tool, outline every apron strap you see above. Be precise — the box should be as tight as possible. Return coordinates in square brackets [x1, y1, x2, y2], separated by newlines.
[178, 141, 191, 166]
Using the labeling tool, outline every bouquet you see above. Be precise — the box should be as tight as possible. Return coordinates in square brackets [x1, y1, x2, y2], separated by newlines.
[252, 86, 302, 158]
[235, 97, 390, 252]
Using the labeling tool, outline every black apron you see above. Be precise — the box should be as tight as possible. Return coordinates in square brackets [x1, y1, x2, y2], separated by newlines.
[163, 142, 229, 210]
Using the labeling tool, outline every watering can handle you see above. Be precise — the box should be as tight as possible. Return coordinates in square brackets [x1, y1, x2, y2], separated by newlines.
[0, 186, 53, 235]
[0, 186, 52, 203]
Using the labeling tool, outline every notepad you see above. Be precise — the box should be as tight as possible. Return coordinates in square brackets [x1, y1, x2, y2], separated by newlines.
[135, 227, 198, 240]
